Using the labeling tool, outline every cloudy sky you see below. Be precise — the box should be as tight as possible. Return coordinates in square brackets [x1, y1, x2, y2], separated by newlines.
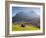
[12, 7, 40, 17]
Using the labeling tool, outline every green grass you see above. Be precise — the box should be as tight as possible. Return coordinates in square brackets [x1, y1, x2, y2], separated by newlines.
[12, 24, 40, 31]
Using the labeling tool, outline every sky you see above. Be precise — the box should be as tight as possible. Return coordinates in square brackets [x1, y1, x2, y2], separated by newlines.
[12, 7, 40, 17]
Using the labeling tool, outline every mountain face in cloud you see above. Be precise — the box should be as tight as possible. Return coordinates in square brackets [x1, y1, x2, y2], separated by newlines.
[12, 11, 40, 23]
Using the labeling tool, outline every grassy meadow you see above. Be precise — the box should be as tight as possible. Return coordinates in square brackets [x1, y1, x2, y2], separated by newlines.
[12, 23, 40, 31]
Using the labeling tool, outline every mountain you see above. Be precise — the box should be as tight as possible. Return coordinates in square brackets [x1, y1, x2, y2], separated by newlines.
[12, 11, 40, 27]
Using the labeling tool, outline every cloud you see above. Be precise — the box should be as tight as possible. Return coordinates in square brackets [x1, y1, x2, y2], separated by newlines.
[12, 7, 40, 17]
